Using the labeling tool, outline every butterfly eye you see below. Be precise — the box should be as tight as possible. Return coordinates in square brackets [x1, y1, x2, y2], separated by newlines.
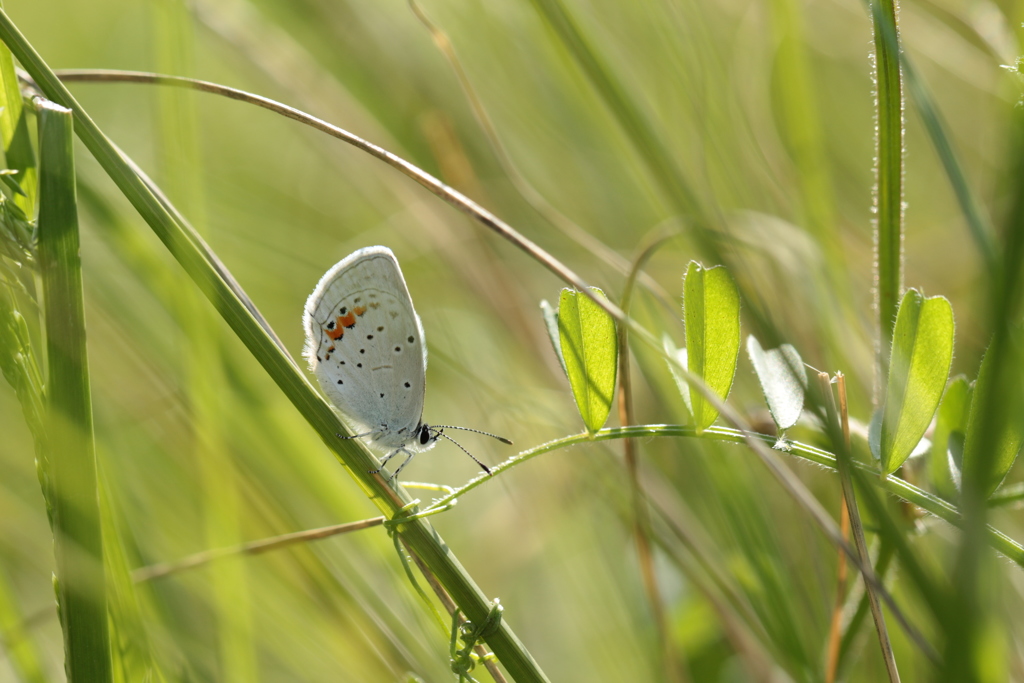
[419, 427, 433, 445]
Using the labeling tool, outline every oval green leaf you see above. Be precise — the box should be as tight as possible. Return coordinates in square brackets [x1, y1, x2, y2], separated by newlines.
[962, 337, 1024, 497]
[683, 262, 740, 433]
[879, 289, 954, 476]
[558, 287, 618, 434]
[746, 335, 807, 431]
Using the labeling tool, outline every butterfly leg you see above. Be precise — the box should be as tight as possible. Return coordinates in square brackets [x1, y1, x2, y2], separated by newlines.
[337, 431, 373, 440]
[368, 448, 400, 476]
[386, 448, 416, 482]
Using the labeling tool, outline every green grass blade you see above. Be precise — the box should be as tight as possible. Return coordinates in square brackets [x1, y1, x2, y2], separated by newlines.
[527, 0, 704, 220]
[766, 0, 840, 268]
[152, 3, 257, 678]
[36, 98, 112, 682]
[0, 14, 549, 681]
[961, 339, 1024, 497]
[683, 262, 740, 433]
[745, 336, 806, 431]
[558, 287, 618, 434]
[871, 0, 904, 382]
[879, 290, 954, 475]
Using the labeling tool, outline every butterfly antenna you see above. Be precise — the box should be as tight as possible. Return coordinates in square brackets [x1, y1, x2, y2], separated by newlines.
[432, 430, 493, 475]
[430, 425, 513, 445]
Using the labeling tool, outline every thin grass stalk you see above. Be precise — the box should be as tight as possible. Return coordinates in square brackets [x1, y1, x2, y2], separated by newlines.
[824, 376, 854, 683]
[0, 15, 550, 681]
[36, 96, 112, 682]
[836, 540, 896, 676]
[818, 372, 899, 680]
[133, 517, 387, 582]
[616, 238, 683, 683]
[871, 0, 904, 387]
[824, 491, 850, 682]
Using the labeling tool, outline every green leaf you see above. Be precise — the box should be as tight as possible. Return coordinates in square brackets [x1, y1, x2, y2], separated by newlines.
[930, 375, 970, 495]
[0, 28, 35, 213]
[746, 336, 806, 431]
[539, 299, 567, 375]
[558, 287, 618, 434]
[879, 289, 954, 475]
[662, 334, 691, 416]
[962, 338, 1024, 496]
[683, 262, 740, 433]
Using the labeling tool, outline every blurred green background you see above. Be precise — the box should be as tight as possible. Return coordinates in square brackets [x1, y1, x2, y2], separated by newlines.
[1, 0, 1022, 680]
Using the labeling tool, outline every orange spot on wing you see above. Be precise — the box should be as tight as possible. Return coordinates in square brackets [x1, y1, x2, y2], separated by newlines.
[340, 312, 357, 328]
[326, 322, 345, 340]
[353, 305, 367, 316]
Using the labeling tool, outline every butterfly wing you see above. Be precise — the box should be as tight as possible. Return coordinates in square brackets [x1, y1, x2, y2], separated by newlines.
[303, 246, 427, 446]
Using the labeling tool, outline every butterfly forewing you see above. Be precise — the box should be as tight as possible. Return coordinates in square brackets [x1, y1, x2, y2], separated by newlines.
[303, 247, 427, 443]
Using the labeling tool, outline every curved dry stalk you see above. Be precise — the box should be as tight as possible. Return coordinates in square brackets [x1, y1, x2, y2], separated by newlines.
[132, 517, 386, 583]
[54, 68, 614, 318]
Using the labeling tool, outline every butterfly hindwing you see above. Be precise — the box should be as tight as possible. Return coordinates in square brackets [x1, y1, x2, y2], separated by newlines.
[303, 247, 426, 444]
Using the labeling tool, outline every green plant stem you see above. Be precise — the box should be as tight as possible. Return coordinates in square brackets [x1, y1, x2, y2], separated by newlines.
[36, 97, 112, 682]
[425, 425, 1024, 569]
[0, 14, 548, 681]
[871, 0, 904, 384]
[861, 0, 996, 268]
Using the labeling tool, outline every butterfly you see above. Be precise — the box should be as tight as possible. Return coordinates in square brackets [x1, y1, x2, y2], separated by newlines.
[303, 246, 509, 480]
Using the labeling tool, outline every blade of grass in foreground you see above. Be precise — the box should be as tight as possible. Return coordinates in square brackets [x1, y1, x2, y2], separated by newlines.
[0, 13, 549, 682]
[36, 97, 112, 682]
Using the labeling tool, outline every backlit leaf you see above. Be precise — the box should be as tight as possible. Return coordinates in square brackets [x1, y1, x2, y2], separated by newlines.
[558, 287, 618, 434]
[879, 289, 954, 476]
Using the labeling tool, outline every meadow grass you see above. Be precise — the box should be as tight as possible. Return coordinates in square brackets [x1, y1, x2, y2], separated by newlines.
[1, 0, 1023, 681]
